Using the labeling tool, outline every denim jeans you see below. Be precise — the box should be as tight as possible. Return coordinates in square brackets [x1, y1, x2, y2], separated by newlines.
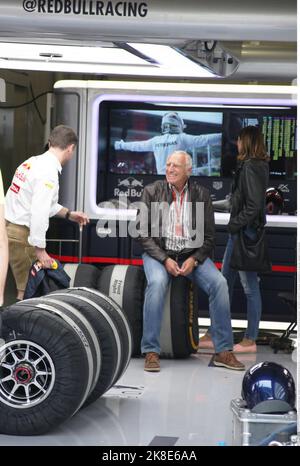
[141, 252, 233, 354]
[221, 228, 262, 341]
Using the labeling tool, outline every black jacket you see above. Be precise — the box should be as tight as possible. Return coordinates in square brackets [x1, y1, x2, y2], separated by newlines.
[228, 158, 269, 234]
[24, 260, 70, 299]
[136, 179, 215, 264]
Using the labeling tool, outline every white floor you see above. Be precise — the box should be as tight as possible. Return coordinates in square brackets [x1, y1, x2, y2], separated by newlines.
[0, 342, 297, 447]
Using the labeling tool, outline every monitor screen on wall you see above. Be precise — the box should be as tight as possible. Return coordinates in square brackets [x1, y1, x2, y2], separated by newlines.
[98, 101, 297, 179]
[222, 111, 297, 178]
[108, 107, 223, 176]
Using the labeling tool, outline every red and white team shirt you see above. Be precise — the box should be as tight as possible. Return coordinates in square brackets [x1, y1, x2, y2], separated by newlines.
[5, 151, 63, 248]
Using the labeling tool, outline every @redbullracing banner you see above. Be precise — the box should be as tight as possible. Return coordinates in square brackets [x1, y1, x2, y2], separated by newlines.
[0, 1, 294, 43]
[22, 0, 148, 17]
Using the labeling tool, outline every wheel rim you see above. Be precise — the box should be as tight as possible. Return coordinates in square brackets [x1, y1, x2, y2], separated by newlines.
[0, 340, 55, 409]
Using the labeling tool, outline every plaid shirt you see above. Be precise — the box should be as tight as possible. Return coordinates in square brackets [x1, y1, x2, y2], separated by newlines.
[164, 182, 191, 252]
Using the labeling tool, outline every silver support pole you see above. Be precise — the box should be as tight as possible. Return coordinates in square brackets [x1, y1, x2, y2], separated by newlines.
[78, 225, 83, 264]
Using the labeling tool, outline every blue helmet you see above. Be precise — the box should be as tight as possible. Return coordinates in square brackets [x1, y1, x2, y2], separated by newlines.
[161, 112, 186, 134]
[242, 362, 296, 414]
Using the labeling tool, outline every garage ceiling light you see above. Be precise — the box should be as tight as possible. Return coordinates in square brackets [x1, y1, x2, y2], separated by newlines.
[55, 80, 296, 99]
[0, 41, 217, 77]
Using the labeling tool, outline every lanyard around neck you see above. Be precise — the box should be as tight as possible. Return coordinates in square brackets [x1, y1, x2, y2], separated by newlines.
[171, 189, 185, 222]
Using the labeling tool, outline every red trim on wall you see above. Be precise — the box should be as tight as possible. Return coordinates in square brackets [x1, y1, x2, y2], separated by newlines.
[50, 254, 143, 266]
[50, 254, 296, 272]
[271, 265, 296, 273]
[82, 256, 144, 266]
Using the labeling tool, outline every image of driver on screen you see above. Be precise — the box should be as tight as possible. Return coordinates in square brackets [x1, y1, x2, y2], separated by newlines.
[114, 112, 221, 174]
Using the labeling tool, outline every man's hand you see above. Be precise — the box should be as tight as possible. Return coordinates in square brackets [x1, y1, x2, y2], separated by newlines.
[35, 248, 56, 269]
[69, 211, 89, 227]
[178, 257, 196, 276]
[164, 258, 181, 277]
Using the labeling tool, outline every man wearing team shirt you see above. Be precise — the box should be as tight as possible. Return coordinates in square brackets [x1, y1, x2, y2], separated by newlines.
[5, 125, 89, 300]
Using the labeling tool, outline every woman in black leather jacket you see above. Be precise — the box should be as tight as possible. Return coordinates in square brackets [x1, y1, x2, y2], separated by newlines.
[199, 126, 269, 353]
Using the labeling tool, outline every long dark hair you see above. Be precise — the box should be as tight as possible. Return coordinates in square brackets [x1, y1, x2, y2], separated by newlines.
[237, 126, 270, 161]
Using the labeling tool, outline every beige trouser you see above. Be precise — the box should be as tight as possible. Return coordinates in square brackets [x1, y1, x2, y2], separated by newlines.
[6, 221, 37, 292]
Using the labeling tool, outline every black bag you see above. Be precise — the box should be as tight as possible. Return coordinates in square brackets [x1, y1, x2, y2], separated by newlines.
[230, 228, 272, 273]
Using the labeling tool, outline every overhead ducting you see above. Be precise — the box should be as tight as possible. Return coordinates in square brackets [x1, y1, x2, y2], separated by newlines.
[174, 41, 240, 78]
[174, 40, 297, 81]
[0, 0, 296, 44]
[0, 0, 296, 81]
[219, 41, 297, 82]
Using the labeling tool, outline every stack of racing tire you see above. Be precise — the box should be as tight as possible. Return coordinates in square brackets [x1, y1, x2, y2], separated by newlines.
[0, 262, 198, 435]
[0, 263, 132, 436]
[63, 263, 198, 359]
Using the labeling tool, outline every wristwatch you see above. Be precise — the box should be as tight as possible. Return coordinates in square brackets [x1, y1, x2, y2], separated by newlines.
[65, 209, 71, 220]
[193, 258, 199, 268]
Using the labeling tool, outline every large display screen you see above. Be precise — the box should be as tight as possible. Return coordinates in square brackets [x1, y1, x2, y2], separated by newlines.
[98, 101, 297, 179]
[108, 107, 223, 176]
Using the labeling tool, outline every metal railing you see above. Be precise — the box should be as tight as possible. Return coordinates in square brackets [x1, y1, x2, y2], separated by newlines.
[46, 225, 83, 263]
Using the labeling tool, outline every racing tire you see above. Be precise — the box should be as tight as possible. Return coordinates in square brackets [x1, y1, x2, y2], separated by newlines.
[0, 305, 90, 435]
[160, 276, 198, 358]
[64, 263, 100, 289]
[46, 288, 124, 407]
[48, 287, 132, 406]
[97, 265, 145, 356]
[19, 296, 100, 407]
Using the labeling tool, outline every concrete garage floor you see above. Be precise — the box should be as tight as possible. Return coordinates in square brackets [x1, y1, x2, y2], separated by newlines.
[1, 271, 297, 446]
[0, 340, 296, 447]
